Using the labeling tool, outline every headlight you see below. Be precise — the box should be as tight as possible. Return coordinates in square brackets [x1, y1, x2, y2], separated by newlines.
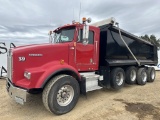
[24, 71, 31, 79]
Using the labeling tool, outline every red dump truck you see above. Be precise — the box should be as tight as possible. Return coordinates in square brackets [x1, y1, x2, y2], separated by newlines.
[6, 17, 157, 115]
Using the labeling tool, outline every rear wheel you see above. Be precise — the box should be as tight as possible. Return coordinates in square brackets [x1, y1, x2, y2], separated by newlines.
[147, 67, 156, 82]
[111, 67, 125, 90]
[42, 75, 80, 115]
[125, 66, 137, 84]
[137, 68, 147, 85]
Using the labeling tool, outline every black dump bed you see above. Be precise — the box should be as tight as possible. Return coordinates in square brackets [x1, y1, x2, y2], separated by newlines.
[99, 24, 158, 66]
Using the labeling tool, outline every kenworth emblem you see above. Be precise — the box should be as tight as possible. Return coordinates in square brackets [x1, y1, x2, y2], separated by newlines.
[29, 54, 43, 57]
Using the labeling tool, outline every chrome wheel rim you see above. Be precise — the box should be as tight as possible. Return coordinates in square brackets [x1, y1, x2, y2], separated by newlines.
[151, 70, 155, 80]
[57, 85, 74, 106]
[116, 72, 124, 86]
[142, 71, 147, 82]
[130, 70, 136, 82]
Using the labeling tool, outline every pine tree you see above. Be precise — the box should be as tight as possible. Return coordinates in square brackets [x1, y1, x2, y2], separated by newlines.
[140, 34, 160, 50]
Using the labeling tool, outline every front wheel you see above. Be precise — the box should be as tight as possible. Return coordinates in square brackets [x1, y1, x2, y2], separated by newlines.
[42, 75, 80, 115]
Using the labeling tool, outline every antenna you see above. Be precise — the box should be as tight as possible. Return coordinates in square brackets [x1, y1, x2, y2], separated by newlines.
[79, 1, 81, 23]
[73, 8, 74, 20]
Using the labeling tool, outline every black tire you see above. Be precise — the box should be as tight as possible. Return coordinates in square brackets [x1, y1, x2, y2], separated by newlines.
[111, 67, 125, 90]
[147, 67, 156, 82]
[125, 66, 137, 84]
[137, 68, 147, 85]
[42, 75, 80, 115]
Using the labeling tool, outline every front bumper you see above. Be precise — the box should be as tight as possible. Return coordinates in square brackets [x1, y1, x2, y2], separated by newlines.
[6, 79, 27, 105]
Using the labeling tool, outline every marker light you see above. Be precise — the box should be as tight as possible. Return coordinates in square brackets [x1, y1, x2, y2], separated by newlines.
[60, 59, 64, 65]
[82, 17, 87, 22]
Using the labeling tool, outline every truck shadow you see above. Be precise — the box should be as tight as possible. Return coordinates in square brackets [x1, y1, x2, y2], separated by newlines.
[23, 93, 53, 116]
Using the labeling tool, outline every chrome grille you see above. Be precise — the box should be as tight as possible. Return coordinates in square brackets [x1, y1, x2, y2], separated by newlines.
[7, 49, 12, 81]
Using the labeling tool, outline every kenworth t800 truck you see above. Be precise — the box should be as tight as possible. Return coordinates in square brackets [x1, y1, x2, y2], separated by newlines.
[6, 18, 157, 115]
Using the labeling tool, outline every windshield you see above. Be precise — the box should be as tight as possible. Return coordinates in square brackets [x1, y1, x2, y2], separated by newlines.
[54, 27, 75, 43]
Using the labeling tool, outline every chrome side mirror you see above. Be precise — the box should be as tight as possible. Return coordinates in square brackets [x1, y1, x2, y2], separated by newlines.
[82, 25, 89, 45]
[87, 18, 92, 23]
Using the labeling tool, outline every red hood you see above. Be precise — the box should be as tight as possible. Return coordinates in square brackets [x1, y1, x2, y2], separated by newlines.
[12, 43, 69, 84]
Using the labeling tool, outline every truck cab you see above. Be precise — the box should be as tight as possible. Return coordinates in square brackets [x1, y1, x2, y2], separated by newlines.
[53, 23, 100, 71]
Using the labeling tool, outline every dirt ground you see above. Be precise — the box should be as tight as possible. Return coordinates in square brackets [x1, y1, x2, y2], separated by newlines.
[0, 72, 160, 120]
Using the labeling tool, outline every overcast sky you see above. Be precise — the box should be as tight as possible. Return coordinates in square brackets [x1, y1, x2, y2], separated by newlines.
[0, 0, 160, 44]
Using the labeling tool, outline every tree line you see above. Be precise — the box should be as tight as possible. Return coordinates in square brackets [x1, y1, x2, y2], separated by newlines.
[140, 34, 160, 50]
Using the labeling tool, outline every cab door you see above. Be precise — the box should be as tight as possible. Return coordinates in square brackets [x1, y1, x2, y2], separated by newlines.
[76, 27, 97, 71]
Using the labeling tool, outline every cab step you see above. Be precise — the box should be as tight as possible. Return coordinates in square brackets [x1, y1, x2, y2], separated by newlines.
[80, 72, 102, 92]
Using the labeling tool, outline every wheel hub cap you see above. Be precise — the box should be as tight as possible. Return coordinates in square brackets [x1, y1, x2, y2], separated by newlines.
[57, 85, 74, 106]
[116, 72, 124, 86]
[142, 71, 147, 82]
[130, 70, 136, 81]
[151, 70, 155, 79]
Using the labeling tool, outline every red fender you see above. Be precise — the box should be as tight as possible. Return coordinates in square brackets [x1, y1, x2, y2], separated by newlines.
[16, 61, 80, 89]
[34, 61, 81, 88]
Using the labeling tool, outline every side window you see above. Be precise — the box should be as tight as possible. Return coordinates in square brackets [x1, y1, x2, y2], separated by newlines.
[79, 30, 94, 44]
[88, 31, 94, 44]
